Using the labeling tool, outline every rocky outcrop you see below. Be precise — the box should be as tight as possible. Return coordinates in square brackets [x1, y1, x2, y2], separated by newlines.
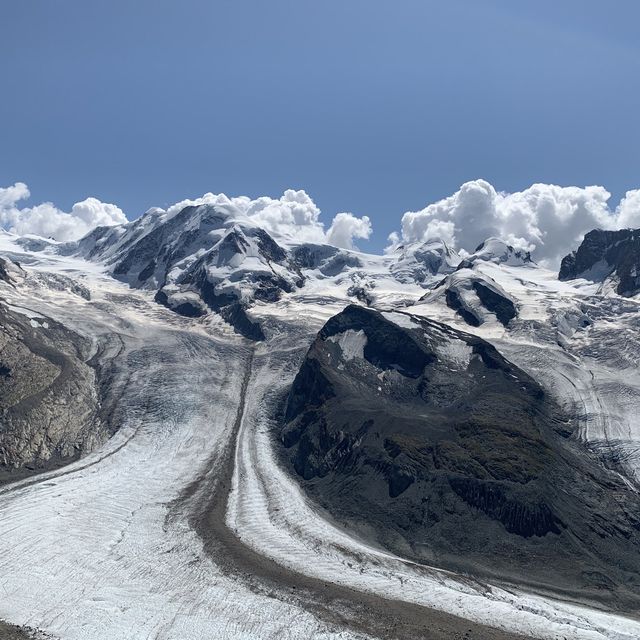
[0, 257, 25, 286]
[425, 269, 517, 327]
[559, 228, 640, 296]
[0, 304, 105, 481]
[291, 244, 362, 276]
[280, 305, 640, 600]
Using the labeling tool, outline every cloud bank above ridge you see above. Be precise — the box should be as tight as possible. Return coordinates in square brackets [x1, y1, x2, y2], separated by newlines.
[392, 179, 640, 266]
[3, 179, 640, 263]
[0, 182, 127, 242]
[0, 183, 373, 250]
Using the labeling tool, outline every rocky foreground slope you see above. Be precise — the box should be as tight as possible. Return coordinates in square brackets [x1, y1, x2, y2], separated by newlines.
[0, 258, 107, 481]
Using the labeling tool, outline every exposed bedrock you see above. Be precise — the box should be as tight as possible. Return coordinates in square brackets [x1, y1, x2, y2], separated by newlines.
[425, 269, 518, 327]
[0, 303, 106, 481]
[281, 304, 640, 607]
[559, 228, 640, 296]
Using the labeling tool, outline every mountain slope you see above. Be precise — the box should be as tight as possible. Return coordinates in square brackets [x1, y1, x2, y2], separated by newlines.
[2, 224, 640, 638]
[0, 298, 104, 481]
[281, 304, 640, 606]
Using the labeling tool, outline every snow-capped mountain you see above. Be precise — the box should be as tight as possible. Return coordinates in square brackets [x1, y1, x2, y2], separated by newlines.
[459, 237, 532, 268]
[51, 204, 477, 337]
[71, 204, 306, 338]
[389, 238, 461, 284]
[2, 217, 640, 640]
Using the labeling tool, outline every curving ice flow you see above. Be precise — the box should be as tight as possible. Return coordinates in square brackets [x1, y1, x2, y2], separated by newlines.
[0, 240, 373, 640]
[1, 234, 640, 639]
[227, 325, 640, 640]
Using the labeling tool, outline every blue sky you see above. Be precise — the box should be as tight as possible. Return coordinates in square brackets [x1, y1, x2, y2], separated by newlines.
[2, 0, 640, 252]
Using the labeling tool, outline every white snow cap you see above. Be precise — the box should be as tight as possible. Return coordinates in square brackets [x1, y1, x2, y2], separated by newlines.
[394, 179, 640, 267]
[0, 182, 126, 242]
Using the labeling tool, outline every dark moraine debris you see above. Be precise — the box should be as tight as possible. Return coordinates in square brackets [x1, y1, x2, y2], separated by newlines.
[280, 304, 640, 608]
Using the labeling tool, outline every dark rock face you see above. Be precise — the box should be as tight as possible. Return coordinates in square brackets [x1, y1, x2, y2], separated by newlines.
[346, 284, 374, 306]
[291, 244, 361, 277]
[0, 258, 15, 285]
[0, 304, 105, 481]
[219, 303, 265, 341]
[428, 270, 517, 327]
[559, 228, 640, 296]
[0, 257, 24, 286]
[444, 288, 481, 327]
[154, 290, 206, 318]
[291, 244, 339, 269]
[471, 281, 517, 326]
[281, 305, 640, 603]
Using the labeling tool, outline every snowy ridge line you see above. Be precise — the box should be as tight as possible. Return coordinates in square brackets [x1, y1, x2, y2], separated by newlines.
[226, 341, 640, 640]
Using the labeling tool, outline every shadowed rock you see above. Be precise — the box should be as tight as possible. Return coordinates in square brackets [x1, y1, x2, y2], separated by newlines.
[559, 228, 640, 296]
[281, 305, 640, 607]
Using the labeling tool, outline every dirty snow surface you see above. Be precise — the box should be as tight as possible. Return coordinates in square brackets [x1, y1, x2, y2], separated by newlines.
[1, 234, 640, 640]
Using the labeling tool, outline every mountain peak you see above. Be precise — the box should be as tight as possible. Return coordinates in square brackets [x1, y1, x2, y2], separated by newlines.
[461, 237, 532, 268]
[390, 237, 461, 285]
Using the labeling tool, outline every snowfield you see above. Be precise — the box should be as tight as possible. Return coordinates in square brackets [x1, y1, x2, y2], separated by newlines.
[0, 234, 640, 639]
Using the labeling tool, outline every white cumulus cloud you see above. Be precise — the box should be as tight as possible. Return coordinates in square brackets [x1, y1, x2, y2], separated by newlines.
[157, 188, 372, 249]
[0, 182, 127, 242]
[0, 183, 374, 250]
[326, 212, 372, 250]
[393, 179, 640, 266]
[11, 179, 639, 263]
[617, 189, 640, 229]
